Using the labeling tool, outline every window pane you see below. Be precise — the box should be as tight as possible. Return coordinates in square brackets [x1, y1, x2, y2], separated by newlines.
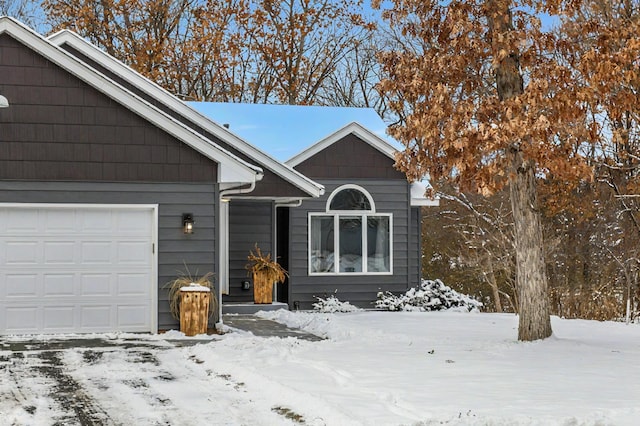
[339, 216, 363, 272]
[310, 216, 334, 273]
[330, 188, 371, 211]
[367, 216, 390, 272]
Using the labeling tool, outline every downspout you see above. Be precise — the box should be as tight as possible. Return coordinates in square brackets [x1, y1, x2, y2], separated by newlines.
[220, 180, 257, 199]
[274, 199, 303, 209]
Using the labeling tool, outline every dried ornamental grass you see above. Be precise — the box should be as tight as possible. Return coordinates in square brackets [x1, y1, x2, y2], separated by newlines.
[164, 270, 218, 321]
[246, 244, 288, 284]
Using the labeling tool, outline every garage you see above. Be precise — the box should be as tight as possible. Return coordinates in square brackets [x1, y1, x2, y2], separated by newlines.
[0, 204, 157, 335]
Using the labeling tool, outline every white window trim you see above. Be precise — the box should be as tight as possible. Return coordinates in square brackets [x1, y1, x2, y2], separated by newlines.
[325, 184, 376, 213]
[308, 212, 393, 276]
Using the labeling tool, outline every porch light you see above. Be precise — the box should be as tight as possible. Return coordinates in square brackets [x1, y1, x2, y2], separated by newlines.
[0, 95, 8, 108]
[182, 213, 194, 234]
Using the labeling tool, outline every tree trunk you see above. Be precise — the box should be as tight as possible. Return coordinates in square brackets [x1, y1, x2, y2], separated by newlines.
[508, 149, 552, 340]
[488, 0, 552, 340]
[484, 266, 503, 313]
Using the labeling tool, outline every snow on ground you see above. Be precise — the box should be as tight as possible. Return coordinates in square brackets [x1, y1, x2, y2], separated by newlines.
[215, 311, 640, 425]
[1, 311, 639, 425]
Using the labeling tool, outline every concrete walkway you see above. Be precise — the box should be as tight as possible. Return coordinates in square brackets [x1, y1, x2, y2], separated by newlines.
[222, 314, 324, 341]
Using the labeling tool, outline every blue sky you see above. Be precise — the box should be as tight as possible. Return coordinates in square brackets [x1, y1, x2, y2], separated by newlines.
[188, 103, 401, 162]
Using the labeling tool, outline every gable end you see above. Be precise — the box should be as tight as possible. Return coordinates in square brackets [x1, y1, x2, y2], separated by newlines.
[0, 33, 217, 183]
[293, 133, 406, 180]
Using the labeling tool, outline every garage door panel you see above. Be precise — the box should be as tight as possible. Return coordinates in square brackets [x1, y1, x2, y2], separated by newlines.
[4, 306, 39, 332]
[44, 210, 77, 233]
[44, 241, 76, 264]
[43, 274, 75, 296]
[116, 210, 152, 234]
[117, 274, 150, 296]
[5, 210, 39, 234]
[117, 241, 150, 264]
[1, 205, 156, 334]
[81, 274, 112, 296]
[81, 241, 113, 264]
[43, 306, 75, 329]
[5, 242, 39, 264]
[5, 274, 39, 298]
[118, 305, 149, 328]
[80, 305, 112, 328]
[81, 210, 114, 233]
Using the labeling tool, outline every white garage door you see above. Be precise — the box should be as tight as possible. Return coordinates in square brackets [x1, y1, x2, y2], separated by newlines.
[0, 204, 157, 335]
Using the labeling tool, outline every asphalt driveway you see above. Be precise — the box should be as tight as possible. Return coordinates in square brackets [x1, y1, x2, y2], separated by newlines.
[2, 341, 174, 425]
[0, 316, 322, 425]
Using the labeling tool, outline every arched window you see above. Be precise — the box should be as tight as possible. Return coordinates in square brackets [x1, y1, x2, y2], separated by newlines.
[309, 185, 392, 275]
[326, 185, 374, 212]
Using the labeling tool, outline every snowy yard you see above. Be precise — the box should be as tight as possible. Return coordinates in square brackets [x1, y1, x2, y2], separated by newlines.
[1, 311, 639, 425]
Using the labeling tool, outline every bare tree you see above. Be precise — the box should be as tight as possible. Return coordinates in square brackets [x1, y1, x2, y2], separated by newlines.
[0, 0, 43, 28]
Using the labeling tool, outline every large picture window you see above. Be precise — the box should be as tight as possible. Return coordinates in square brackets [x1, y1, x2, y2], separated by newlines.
[309, 185, 392, 275]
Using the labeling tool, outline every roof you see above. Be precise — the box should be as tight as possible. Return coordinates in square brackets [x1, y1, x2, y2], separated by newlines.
[190, 102, 438, 206]
[0, 16, 262, 185]
[286, 121, 398, 167]
[47, 29, 323, 198]
[188, 102, 403, 162]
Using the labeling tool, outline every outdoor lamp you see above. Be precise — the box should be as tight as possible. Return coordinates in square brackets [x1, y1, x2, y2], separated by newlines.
[182, 213, 194, 234]
[0, 95, 9, 108]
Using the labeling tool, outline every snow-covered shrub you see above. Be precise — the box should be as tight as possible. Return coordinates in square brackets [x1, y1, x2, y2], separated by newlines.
[313, 294, 361, 313]
[375, 279, 482, 312]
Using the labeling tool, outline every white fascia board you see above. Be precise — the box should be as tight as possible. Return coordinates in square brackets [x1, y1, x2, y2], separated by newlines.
[287, 122, 398, 167]
[411, 198, 440, 207]
[0, 17, 260, 185]
[47, 29, 324, 198]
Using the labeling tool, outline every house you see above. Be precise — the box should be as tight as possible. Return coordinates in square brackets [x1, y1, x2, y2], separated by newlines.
[0, 17, 435, 335]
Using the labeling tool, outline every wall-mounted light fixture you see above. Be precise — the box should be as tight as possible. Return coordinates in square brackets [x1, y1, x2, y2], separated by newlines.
[182, 213, 194, 234]
[0, 95, 9, 108]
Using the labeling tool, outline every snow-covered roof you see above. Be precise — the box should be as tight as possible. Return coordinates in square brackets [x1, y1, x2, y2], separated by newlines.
[187, 102, 403, 162]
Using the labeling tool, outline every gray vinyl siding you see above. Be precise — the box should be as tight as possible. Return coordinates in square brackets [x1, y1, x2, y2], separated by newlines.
[0, 33, 218, 183]
[288, 179, 410, 309]
[227, 200, 274, 303]
[409, 207, 422, 286]
[0, 181, 217, 330]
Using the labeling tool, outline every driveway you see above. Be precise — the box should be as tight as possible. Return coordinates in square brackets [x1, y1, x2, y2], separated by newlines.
[1, 337, 219, 425]
[0, 318, 323, 425]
